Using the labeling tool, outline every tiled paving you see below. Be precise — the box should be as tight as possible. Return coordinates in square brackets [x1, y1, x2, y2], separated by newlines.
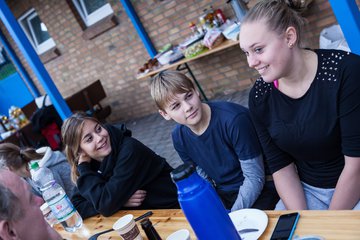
[119, 87, 251, 168]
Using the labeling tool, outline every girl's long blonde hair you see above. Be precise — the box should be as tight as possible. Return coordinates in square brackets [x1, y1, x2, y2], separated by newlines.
[61, 112, 100, 183]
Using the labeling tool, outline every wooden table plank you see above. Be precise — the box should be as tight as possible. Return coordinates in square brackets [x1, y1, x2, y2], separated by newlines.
[55, 209, 360, 240]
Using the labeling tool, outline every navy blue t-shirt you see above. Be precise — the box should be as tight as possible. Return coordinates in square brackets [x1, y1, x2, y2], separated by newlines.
[249, 49, 360, 188]
[172, 101, 262, 192]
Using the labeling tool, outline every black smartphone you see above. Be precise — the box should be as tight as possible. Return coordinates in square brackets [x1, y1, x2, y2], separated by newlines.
[270, 212, 300, 240]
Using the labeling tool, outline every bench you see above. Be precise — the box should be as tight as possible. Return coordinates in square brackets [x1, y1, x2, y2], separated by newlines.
[21, 79, 111, 123]
[21, 100, 38, 119]
[3, 80, 111, 147]
[65, 79, 111, 122]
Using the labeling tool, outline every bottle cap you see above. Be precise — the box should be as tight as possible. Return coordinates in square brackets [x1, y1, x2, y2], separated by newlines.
[170, 162, 195, 182]
[30, 161, 39, 170]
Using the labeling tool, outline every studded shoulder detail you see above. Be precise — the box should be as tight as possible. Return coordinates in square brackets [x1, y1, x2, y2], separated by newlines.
[253, 77, 273, 100]
[316, 51, 350, 82]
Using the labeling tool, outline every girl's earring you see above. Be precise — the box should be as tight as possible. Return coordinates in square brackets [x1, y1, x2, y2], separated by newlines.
[289, 42, 294, 48]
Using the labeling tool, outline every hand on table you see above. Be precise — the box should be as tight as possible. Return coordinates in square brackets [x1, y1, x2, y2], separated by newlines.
[124, 190, 147, 207]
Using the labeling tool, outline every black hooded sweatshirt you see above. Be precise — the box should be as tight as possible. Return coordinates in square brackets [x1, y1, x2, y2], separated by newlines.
[70, 124, 179, 219]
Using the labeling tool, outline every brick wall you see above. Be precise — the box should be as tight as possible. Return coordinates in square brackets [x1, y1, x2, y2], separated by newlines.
[0, 0, 346, 121]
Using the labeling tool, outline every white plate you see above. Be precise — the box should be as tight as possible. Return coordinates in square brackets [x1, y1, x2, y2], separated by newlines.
[229, 208, 268, 240]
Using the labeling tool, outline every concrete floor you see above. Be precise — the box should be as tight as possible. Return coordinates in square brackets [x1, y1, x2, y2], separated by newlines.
[119, 87, 251, 169]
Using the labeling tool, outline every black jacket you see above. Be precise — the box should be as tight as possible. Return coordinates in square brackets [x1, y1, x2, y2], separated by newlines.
[70, 124, 179, 219]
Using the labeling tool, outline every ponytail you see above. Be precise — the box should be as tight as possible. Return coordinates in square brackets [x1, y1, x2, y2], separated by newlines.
[0, 143, 43, 170]
[243, 0, 308, 47]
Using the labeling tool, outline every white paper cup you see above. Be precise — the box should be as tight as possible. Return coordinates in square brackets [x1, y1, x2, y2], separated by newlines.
[40, 202, 58, 227]
[113, 214, 143, 240]
[166, 229, 191, 240]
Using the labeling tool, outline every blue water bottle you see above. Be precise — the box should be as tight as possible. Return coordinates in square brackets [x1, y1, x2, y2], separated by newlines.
[170, 162, 241, 240]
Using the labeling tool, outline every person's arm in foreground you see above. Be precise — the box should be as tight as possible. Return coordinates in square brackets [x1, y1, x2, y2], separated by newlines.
[48, 225, 63, 240]
[71, 186, 147, 218]
[329, 156, 360, 209]
[231, 155, 265, 211]
[248, 90, 306, 210]
[273, 163, 307, 210]
[330, 53, 360, 209]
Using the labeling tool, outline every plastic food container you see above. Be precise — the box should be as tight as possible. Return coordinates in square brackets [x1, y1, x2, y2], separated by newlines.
[222, 22, 240, 41]
[182, 41, 207, 59]
[157, 50, 173, 65]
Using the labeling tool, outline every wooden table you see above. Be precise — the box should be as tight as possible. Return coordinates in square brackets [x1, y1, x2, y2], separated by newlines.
[136, 39, 239, 80]
[136, 39, 239, 101]
[55, 209, 360, 239]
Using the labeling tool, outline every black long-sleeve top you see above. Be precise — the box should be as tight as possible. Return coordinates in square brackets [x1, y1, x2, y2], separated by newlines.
[70, 124, 179, 219]
[249, 49, 360, 188]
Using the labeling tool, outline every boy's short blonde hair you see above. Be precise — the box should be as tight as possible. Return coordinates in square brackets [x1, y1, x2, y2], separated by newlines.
[150, 70, 195, 111]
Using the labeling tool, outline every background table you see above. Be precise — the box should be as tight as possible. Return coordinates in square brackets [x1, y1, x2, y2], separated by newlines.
[136, 39, 239, 101]
[55, 209, 360, 240]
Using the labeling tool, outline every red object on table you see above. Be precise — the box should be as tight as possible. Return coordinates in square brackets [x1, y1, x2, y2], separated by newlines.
[215, 9, 226, 24]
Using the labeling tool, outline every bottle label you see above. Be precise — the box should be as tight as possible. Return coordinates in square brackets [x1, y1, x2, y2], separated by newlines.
[48, 194, 76, 221]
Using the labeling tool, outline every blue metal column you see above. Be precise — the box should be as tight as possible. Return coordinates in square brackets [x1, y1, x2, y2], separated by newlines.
[119, 0, 157, 58]
[0, 0, 72, 119]
[0, 29, 40, 98]
[329, 0, 360, 55]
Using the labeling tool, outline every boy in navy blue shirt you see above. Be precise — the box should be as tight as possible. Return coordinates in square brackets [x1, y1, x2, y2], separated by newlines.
[150, 70, 278, 210]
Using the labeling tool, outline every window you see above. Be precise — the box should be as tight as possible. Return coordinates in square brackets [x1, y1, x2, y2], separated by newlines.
[72, 0, 114, 27]
[18, 9, 56, 55]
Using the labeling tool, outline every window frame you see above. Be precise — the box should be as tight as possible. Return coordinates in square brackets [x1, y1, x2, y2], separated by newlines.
[18, 9, 56, 55]
[72, 0, 113, 27]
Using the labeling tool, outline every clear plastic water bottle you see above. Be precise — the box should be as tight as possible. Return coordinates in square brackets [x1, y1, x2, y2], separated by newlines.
[170, 162, 241, 240]
[42, 181, 83, 232]
[30, 162, 83, 232]
[30, 162, 55, 190]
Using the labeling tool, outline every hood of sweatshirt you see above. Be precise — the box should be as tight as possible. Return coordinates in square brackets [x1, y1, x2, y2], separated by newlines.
[36, 147, 67, 168]
[96, 124, 126, 178]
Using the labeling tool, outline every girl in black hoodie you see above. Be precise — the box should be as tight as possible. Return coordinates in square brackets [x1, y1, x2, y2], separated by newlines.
[62, 112, 179, 219]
